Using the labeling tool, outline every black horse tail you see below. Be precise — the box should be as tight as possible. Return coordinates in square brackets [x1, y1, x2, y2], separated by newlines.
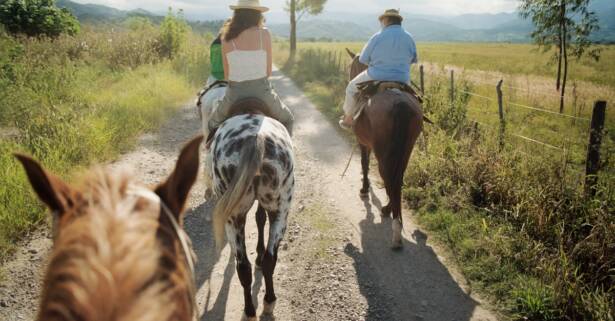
[384, 101, 413, 220]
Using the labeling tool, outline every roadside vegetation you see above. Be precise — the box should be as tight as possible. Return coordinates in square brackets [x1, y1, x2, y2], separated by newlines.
[0, 10, 210, 264]
[274, 42, 614, 320]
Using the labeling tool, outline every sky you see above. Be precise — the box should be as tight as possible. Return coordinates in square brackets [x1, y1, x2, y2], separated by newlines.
[72, 0, 520, 17]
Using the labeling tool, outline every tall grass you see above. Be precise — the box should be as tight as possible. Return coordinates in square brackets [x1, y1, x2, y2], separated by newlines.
[274, 42, 615, 320]
[0, 24, 211, 263]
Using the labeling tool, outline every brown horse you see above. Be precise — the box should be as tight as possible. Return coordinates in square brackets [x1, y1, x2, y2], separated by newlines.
[345, 49, 424, 249]
[15, 136, 204, 321]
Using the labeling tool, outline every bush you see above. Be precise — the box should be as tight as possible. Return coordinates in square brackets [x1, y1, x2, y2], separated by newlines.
[0, 0, 80, 37]
[158, 8, 189, 59]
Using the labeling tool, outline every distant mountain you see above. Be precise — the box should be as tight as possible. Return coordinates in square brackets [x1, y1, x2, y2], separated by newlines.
[56, 0, 159, 22]
[55, 0, 615, 43]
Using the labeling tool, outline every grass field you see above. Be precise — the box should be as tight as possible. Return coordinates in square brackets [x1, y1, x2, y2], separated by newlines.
[0, 22, 210, 266]
[274, 41, 615, 320]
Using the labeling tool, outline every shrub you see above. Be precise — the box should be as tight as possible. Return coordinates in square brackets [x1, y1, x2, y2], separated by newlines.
[158, 8, 189, 59]
[0, 0, 80, 37]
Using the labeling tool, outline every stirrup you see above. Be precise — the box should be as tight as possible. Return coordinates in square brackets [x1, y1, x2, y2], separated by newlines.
[338, 119, 352, 131]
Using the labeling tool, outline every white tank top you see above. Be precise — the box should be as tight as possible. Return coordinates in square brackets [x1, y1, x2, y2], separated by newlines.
[226, 30, 268, 82]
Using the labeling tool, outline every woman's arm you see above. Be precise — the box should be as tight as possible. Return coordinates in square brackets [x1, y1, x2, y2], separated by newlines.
[264, 29, 273, 77]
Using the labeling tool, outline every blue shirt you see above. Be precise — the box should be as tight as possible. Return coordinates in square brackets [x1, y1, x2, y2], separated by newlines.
[359, 25, 418, 83]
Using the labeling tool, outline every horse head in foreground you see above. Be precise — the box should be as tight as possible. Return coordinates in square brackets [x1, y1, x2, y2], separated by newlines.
[346, 48, 424, 249]
[16, 136, 204, 321]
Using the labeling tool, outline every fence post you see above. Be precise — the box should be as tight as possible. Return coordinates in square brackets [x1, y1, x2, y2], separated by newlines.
[497, 79, 505, 150]
[585, 101, 607, 198]
[420, 65, 425, 93]
[450, 70, 455, 103]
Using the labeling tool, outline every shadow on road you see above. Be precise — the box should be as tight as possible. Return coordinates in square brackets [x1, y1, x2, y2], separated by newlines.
[344, 190, 482, 321]
[183, 201, 234, 321]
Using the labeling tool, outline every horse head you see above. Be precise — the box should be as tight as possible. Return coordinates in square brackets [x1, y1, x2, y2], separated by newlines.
[16, 136, 203, 321]
[345, 48, 368, 80]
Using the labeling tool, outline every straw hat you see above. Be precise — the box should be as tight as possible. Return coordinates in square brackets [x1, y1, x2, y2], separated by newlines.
[379, 9, 403, 21]
[230, 0, 269, 12]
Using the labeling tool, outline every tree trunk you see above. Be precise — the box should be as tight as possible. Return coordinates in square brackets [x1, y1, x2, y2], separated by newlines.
[560, 15, 568, 114]
[289, 0, 297, 60]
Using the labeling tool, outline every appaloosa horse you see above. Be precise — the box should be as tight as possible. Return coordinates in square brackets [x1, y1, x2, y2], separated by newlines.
[16, 136, 203, 321]
[346, 49, 424, 249]
[198, 91, 295, 320]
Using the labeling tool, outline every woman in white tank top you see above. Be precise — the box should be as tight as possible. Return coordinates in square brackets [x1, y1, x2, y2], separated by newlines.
[207, 0, 294, 135]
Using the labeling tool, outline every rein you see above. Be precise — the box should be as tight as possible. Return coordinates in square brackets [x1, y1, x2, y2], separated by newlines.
[126, 186, 198, 321]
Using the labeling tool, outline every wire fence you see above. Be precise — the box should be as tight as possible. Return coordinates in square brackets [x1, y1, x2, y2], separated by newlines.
[297, 48, 607, 178]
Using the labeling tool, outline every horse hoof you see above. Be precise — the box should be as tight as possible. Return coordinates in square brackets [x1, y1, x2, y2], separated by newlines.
[262, 300, 276, 315]
[391, 219, 403, 250]
[359, 190, 369, 199]
[381, 206, 392, 218]
[241, 313, 257, 321]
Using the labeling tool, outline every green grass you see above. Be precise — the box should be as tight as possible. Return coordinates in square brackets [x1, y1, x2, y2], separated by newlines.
[274, 41, 615, 320]
[0, 25, 210, 263]
[277, 41, 615, 89]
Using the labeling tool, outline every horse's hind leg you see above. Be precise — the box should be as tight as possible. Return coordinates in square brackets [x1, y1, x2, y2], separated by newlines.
[226, 216, 257, 320]
[255, 204, 267, 268]
[261, 205, 290, 315]
[360, 145, 371, 198]
[390, 179, 404, 249]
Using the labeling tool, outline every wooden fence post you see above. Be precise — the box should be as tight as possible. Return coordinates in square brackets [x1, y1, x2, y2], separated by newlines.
[585, 101, 607, 198]
[497, 79, 505, 150]
[420, 65, 425, 93]
[450, 70, 455, 103]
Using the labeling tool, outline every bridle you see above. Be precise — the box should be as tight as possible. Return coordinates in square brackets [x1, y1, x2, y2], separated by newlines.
[126, 186, 198, 321]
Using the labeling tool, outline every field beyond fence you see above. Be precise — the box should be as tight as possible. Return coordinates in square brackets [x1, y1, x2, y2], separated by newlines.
[274, 41, 614, 320]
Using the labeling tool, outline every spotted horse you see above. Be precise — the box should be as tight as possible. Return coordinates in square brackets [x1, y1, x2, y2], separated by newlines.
[198, 90, 295, 321]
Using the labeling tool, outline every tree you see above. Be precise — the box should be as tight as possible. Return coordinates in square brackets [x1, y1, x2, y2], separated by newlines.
[285, 0, 327, 59]
[519, 0, 600, 113]
[0, 0, 80, 38]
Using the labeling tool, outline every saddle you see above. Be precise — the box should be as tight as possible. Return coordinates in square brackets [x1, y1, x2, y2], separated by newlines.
[206, 97, 272, 148]
[356, 80, 423, 104]
[197, 80, 228, 107]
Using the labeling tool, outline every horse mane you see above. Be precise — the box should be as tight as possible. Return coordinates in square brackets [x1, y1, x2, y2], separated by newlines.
[37, 168, 193, 321]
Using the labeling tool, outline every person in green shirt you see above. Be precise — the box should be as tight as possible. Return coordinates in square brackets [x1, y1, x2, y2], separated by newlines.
[209, 33, 225, 82]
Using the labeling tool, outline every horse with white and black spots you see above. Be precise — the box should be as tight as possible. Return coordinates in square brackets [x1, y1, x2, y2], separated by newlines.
[197, 86, 295, 321]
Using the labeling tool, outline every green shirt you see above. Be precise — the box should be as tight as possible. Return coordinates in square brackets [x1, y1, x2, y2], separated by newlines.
[210, 35, 224, 81]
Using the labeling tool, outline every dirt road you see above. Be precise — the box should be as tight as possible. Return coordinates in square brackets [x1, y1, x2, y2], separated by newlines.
[0, 69, 499, 321]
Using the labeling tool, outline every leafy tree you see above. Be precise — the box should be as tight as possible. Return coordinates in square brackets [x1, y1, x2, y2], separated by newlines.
[158, 8, 189, 59]
[285, 0, 327, 58]
[520, 0, 600, 113]
[0, 0, 80, 38]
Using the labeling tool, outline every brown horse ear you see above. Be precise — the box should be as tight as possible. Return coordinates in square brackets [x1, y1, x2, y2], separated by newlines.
[14, 154, 75, 216]
[346, 48, 356, 59]
[155, 135, 204, 222]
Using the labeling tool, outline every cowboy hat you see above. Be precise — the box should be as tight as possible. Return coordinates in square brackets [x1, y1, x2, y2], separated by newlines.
[379, 9, 403, 21]
[230, 0, 269, 12]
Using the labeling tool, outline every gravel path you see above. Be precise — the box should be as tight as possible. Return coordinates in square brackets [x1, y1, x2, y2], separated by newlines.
[0, 69, 499, 321]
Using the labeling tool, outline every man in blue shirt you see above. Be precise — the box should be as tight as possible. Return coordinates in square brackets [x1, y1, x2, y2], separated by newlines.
[340, 9, 418, 129]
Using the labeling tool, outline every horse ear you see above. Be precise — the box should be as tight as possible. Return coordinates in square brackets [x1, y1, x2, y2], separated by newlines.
[345, 48, 356, 59]
[155, 135, 204, 222]
[14, 154, 75, 217]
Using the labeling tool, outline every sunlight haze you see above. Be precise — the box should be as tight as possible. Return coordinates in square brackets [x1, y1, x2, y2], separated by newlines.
[71, 0, 519, 16]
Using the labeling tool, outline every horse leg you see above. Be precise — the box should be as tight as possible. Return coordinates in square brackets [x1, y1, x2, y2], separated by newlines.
[377, 160, 393, 218]
[255, 204, 267, 269]
[360, 145, 371, 198]
[226, 217, 257, 320]
[261, 206, 289, 315]
[390, 180, 404, 250]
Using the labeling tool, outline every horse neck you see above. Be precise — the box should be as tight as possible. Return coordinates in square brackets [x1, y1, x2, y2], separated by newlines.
[37, 171, 191, 321]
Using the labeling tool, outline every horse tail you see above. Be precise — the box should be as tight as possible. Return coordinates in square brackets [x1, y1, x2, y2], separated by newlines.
[384, 101, 413, 218]
[213, 135, 264, 250]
